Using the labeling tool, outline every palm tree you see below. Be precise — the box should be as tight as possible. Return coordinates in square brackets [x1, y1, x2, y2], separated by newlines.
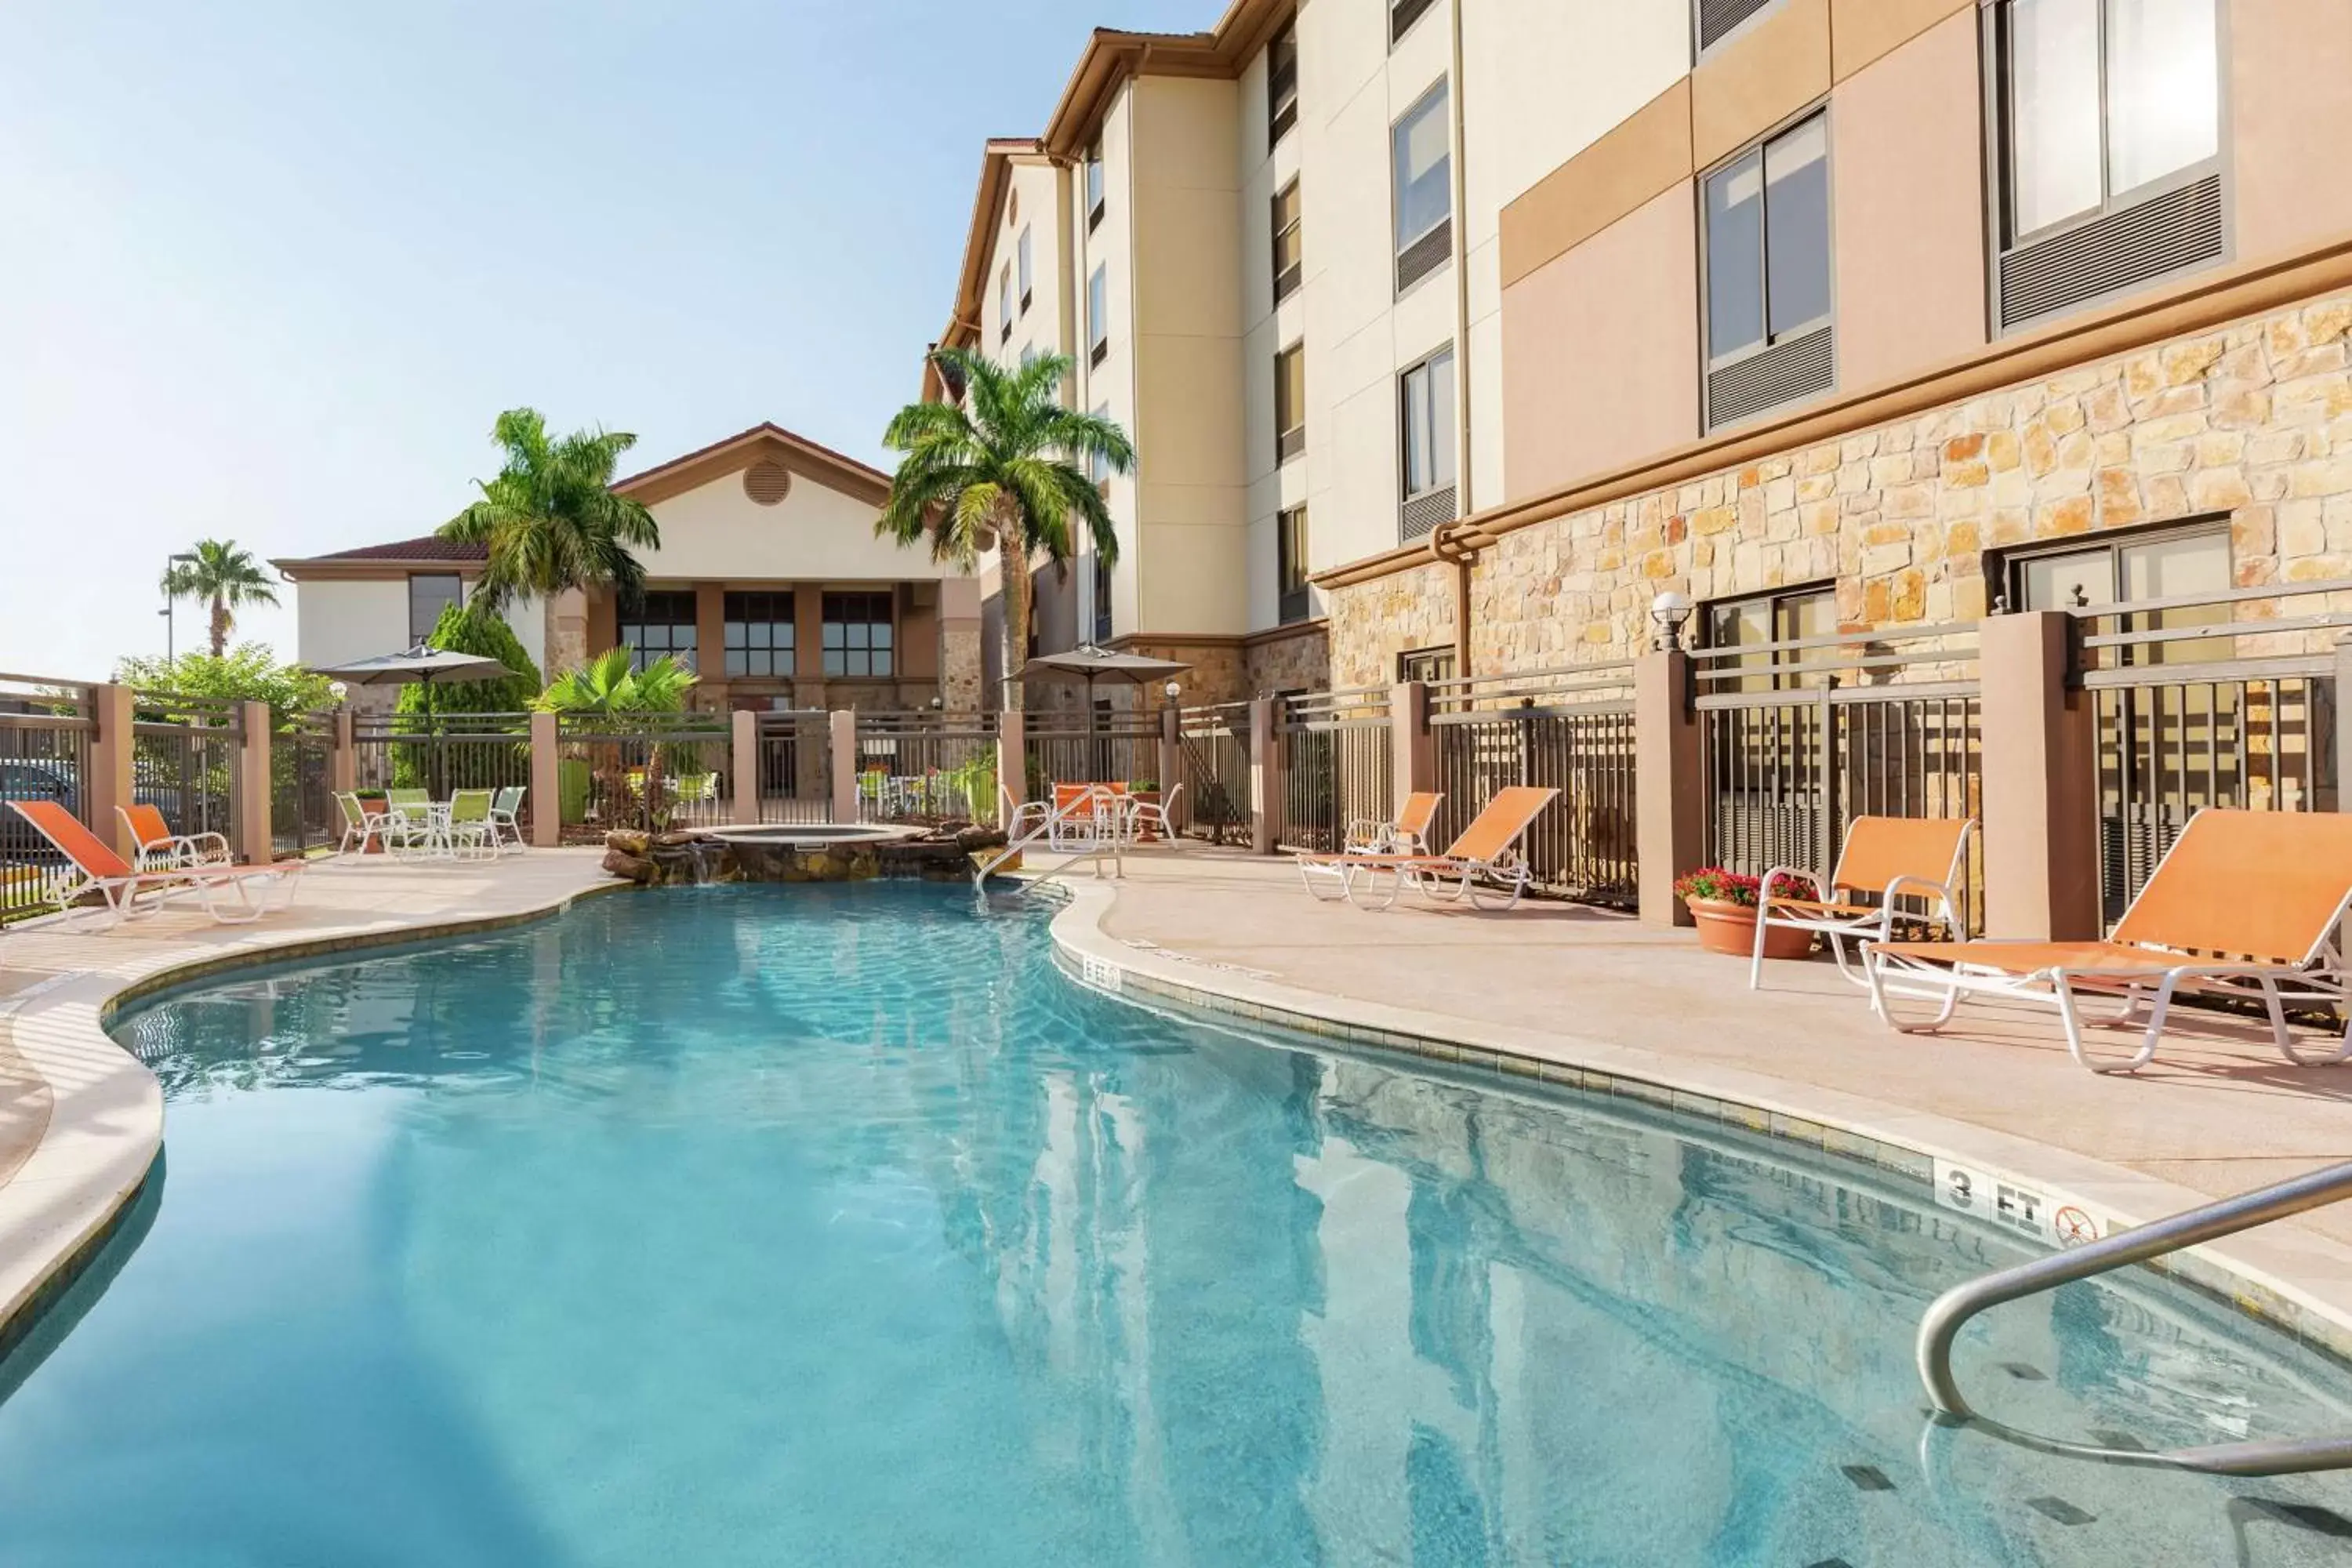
[161, 540, 281, 657]
[532, 647, 697, 717]
[878, 349, 1134, 710]
[436, 408, 662, 674]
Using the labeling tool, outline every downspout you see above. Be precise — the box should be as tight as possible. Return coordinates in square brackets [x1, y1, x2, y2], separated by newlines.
[1446, 0, 1473, 674]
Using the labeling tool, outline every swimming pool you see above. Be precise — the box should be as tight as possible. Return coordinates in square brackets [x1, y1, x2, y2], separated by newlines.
[5, 882, 2352, 1564]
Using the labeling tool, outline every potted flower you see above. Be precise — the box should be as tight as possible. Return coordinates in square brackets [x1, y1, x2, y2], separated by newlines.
[1673, 867, 1815, 959]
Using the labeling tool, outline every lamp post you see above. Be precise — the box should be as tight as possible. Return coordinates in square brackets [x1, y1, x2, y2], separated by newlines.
[161, 551, 198, 662]
[1649, 590, 1695, 652]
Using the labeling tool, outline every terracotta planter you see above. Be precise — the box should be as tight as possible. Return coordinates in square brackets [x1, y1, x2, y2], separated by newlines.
[1131, 789, 1162, 842]
[1686, 896, 1814, 960]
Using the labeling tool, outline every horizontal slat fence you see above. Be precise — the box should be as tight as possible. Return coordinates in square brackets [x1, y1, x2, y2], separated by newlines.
[854, 712, 1000, 825]
[2071, 576, 2350, 926]
[1279, 688, 1392, 854]
[1694, 625, 1982, 931]
[757, 711, 833, 825]
[1429, 666, 1639, 906]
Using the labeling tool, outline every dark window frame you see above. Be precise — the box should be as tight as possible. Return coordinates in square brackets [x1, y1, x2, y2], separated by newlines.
[618, 589, 700, 673]
[1017, 225, 1033, 314]
[1996, 514, 2233, 620]
[1272, 179, 1304, 303]
[1390, 79, 1453, 259]
[1088, 262, 1109, 367]
[1700, 107, 1834, 376]
[1398, 343, 1457, 503]
[820, 591, 896, 681]
[1392, 0, 1440, 47]
[1697, 579, 1837, 689]
[1277, 504, 1310, 624]
[1274, 341, 1306, 464]
[1091, 551, 1114, 644]
[1398, 645, 1457, 684]
[722, 590, 796, 680]
[999, 262, 1014, 344]
[1268, 20, 1299, 146]
[1086, 141, 1106, 231]
[406, 573, 463, 647]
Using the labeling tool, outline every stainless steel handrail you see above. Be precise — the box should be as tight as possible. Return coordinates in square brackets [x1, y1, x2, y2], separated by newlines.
[1919, 1159, 2352, 1476]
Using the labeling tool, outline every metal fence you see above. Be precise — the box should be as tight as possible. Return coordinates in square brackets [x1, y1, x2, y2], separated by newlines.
[854, 712, 999, 825]
[1694, 624, 1982, 928]
[130, 691, 243, 858]
[1024, 712, 1160, 797]
[757, 710, 833, 825]
[352, 711, 534, 801]
[2071, 578, 2346, 924]
[1430, 665, 1639, 905]
[0, 675, 95, 922]
[1278, 688, 1393, 854]
[557, 715, 733, 840]
[270, 711, 337, 858]
[1178, 702, 1253, 844]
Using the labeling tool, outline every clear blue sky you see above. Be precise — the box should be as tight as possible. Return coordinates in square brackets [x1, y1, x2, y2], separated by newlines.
[0, 0, 1202, 678]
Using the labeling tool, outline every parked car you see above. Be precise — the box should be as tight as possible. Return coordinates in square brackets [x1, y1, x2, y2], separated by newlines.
[0, 759, 80, 862]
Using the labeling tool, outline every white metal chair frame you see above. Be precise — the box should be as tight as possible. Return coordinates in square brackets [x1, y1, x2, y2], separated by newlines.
[1750, 818, 1975, 995]
[488, 787, 528, 853]
[336, 793, 394, 855]
[119, 807, 231, 873]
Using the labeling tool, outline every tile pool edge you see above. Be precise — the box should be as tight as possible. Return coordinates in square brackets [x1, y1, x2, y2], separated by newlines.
[0, 872, 635, 1348]
[1042, 876, 2352, 1368]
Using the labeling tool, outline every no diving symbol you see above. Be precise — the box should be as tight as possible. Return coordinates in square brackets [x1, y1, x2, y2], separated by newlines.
[2054, 1206, 2099, 1247]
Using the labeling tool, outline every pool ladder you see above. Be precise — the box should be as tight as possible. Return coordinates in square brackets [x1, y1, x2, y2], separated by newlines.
[1919, 1159, 2352, 1476]
[973, 786, 1127, 888]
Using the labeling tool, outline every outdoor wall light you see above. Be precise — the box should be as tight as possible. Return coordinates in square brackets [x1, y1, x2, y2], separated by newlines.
[1163, 680, 1182, 701]
[327, 681, 349, 702]
[1649, 590, 1694, 652]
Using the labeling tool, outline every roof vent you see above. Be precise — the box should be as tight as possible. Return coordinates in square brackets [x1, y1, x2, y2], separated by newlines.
[744, 461, 793, 506]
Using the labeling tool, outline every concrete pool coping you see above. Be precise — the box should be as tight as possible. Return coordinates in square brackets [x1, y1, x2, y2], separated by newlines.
[5, 848, 2351, 1383]
[1038, 873, 2352, 1368]
[0, 851, 623, 1348]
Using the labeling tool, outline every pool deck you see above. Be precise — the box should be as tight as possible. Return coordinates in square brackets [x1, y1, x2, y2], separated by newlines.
[5, 840, 2352, 1366]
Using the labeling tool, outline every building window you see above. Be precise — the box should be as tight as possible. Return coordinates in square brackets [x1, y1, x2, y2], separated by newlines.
[1991, 0, 2223, 329]
[1702, 583, 1835, 690]
[1086, 141, 1105, 230]
[1399, 646, 1457, 684]
[1088, 263, 1109, 367]
[723, 591, 795, 678]
[1017, 226, 1033, 313]
[1091, 552, 1113, 644]
[407, 574, 463, 646]
[1272, 180, 1303, 303]
[1277, 505, 1310, 624]
[619, 590, 699, 673]
[822, 592, 894, 679]
[1021, 344, 1039, 370]
[2002, 519, 2231, 664]
[999, 263, 1014, 344]
[1702, 111, 1835, 430]
[1392, 0, 1439, 46]
[1275, 343, 1306, 463]
[1392, 82, 1452, 295]
[1088, 403, 1113, 496]
[1399, 346, 1457, 541]
[1268, 20, 1298, 144]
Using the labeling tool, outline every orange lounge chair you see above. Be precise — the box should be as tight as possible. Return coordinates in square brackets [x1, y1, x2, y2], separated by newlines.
[118, 802, 232, 871]
[1347, 789, 1444, 855]
[8, 800, 303, 930]
[1751, 815, 1974, 993]
[1296, 786, 1559, 910]
[1865, 808, 2352, 1073]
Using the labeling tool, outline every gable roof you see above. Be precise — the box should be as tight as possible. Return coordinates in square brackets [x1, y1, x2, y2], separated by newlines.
[610, 421, 891, 508]
[314, 536, 490, 563]
[270, 535, 490, 579]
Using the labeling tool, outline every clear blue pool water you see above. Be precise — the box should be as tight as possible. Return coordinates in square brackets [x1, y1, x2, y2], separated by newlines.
[5, 883, 2352, 1565]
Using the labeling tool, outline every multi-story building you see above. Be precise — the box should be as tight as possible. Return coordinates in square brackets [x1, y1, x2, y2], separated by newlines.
[276, 421, 983, 713]
[933, 0, 2352, 708]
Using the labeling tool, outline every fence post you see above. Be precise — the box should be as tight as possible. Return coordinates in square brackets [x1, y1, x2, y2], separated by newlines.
[1392, 681, 1433, 817]
[331, 706, 357, 794]
[1980, 611, 2099, 939]
[1634, 650, 1701, 927]
[997, 710, 1025, 822]
[829, 710, 858, 822]
[529, 711, 560, 848]
[234, 700, 273, 864]
[1250, 696, 1282, 855]
[731, 709, 759, 826]
[86, 684, 136, 859]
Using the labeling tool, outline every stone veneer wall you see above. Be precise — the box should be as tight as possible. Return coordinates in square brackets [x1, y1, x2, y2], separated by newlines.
[1244, 625, 1332, 695]
[940, 624, 985, 713]
[1327, 289, 2352, 687]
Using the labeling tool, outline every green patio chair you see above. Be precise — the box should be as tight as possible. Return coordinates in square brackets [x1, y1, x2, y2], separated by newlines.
[488, 786, 528, 852]
[447, 789, 498, 859]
